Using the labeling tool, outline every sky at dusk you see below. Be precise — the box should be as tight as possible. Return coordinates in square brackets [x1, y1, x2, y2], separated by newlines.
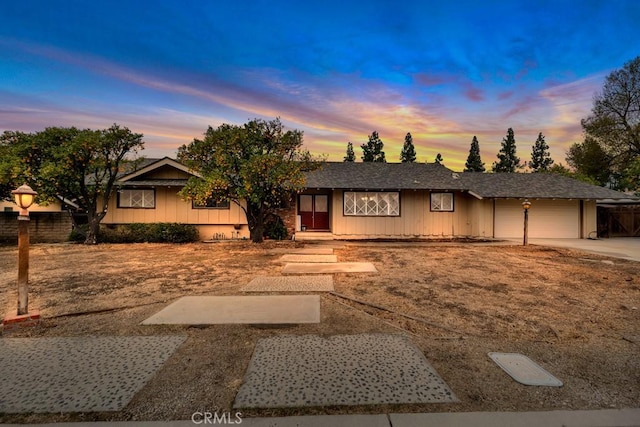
[1, 1, 639, 171]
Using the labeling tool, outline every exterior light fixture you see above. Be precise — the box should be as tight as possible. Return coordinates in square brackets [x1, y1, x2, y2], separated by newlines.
[12, 184, 37, 216]
[10, 184, 37, 316]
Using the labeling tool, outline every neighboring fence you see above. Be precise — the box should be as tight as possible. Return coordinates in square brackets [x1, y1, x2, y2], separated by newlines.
[598, 205, 640, 237]
[0, 211, 73, 243]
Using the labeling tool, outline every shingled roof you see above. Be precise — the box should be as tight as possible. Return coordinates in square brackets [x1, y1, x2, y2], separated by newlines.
[304, 162, 633, 200]
[304, 162, 466, 190]
[460, 172, 632, 200]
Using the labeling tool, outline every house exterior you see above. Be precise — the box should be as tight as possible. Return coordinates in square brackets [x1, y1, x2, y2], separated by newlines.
[101, 157, 250, 240]
[99, 158, 633, 241]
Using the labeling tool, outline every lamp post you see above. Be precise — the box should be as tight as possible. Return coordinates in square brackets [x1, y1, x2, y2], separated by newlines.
[522, 199, 532, 246]
[11, 184, 37, 316]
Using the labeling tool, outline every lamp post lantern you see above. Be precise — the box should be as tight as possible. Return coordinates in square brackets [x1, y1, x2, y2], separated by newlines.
[11, 184, 37, 316]
[522, 199, 531, 246]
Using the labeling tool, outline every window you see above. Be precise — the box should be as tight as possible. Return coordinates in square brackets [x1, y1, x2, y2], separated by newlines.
[431, 193, 454, 212]
[192, 198, 230, 209]
[118, 189, 155, 208]
[344, 192, 400, 216]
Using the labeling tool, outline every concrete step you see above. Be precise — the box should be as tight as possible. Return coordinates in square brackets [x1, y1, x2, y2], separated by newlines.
[294, 231, 334, 241]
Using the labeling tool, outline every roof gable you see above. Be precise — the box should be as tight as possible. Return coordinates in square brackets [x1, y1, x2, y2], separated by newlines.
[117, 157, 200, 183]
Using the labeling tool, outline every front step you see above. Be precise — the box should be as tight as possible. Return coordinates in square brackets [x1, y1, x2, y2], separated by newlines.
[294, 231, 334, 241]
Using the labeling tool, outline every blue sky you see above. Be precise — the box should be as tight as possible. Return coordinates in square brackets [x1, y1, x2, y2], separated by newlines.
[1, 1, 638, 170]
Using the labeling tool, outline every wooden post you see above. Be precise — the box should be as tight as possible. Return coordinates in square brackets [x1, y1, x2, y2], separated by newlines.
[523, 208, 529, 246]
[17, 214, 30, 315]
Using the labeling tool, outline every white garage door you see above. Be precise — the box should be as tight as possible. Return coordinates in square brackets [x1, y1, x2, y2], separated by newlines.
[494, 199, 580, 238]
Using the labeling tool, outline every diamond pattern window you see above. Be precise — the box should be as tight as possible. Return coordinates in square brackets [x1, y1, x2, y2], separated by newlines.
[430, 193, 454, 212]
[118, 189, 155, 208]
[344, 192, 400, 216]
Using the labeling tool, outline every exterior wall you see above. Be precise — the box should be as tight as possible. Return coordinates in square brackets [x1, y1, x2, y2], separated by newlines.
[328, 190, 483, 239]
[582, 200, 597, 238]
[101, 186, 250, 240]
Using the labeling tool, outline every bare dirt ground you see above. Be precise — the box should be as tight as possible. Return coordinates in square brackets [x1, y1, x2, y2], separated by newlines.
[0, 241, 638, 422]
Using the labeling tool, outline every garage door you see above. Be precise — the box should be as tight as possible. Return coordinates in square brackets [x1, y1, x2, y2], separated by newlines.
[494, 199, 580, 238]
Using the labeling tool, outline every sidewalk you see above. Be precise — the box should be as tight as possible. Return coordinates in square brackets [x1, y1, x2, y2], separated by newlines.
[4, 409, 640, 427]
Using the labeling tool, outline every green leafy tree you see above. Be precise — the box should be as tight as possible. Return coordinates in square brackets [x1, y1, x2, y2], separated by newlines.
[529, 132, 554, 172]
[178, 118, 323, 243]
[400, 132, 417, 162]
[434, 153, 443, 164]
[566, 136, 613, 187]
[582, 56, 640, 169]
[0, 125, 144, 244]
[344, 141, 355, 162]
[464, 136, 485, 172]
[361, 131, 386, 162]
[492, 128, 521, 172]
[547, 163, 598, 185]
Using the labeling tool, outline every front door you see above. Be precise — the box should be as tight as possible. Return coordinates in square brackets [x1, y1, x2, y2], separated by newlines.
[299, 194, 330, 230]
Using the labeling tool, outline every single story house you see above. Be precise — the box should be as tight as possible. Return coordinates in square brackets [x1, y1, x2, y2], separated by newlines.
[100, 158, 633, 241]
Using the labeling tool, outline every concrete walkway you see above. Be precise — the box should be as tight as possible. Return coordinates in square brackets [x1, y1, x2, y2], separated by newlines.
[6, 408, 640, 426]
[512, 238, 640, 262]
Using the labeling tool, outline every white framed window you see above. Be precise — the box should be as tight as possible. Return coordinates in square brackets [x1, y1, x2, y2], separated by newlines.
[431, 193, 454, 212]
[118, 189, 155, 208]
[344, 191, 400, 216]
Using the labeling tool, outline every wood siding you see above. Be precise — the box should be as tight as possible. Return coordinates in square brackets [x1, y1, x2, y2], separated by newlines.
[330, 190, 487, 238]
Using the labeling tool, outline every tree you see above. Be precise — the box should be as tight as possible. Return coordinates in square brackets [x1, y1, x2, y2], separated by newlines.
[464, 136, 485, 172]
[0, 125, 144, 244]
[566, 136, 613, 187]
[361, 131, 386, 162]
[434, 153, 443, 164]
[344, 141, 355, 162]
[529, 132, 554, 172]
[178, 118, 322, 243]
[492, 128, 521, 172]
[400, 132, 417, 162]
[582, 56, 640, 170]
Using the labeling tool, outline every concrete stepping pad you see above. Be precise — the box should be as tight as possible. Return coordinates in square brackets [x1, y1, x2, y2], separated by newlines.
[0, 336, 185, 413]
[142, 295, 320, 324]
[280, 254, 338, 263]
[283, 262, 378, 274]
[242, 275, 334, 292]
[234, 333, 457, 408]
[489, 352, 563, 386]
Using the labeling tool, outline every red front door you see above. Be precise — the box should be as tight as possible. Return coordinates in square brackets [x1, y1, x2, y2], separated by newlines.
[299, 194, 330, 230]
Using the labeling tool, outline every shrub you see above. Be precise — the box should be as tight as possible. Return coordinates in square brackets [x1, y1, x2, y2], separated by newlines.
[264, 215, 288, 240]
[97, 223, 199, 243]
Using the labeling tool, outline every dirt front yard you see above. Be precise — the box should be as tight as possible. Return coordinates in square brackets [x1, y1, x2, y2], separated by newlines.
[0, 241, 638, 422]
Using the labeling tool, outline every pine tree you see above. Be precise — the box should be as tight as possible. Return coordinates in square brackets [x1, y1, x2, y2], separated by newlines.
[344, 141, 355, 162]
[529, 132, 554, 172]
[464, 135, 485, 172]
[434, 153, 443, 164]
[361, 131, 386, 162]
[400, 132, 417, 162]
[492, 128, 521, 172]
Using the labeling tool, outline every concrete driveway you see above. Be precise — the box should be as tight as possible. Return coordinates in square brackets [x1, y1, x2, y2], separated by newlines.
[513, 238, 640, 262]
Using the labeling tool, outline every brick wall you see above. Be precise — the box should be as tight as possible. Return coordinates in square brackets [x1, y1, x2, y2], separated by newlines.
[275, 194, 298, 238]
[0, 212, 73, 243]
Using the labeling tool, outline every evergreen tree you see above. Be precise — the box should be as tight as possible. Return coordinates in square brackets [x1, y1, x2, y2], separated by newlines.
[529, 132, 554, 172]
[344, 141, 355, 162]
[492, 128, 521, 172]
[464, 135, 485, 172]
[361, 131, 386, 162]
[434, 153, 443, 164]
[400, 132, 417, 162]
